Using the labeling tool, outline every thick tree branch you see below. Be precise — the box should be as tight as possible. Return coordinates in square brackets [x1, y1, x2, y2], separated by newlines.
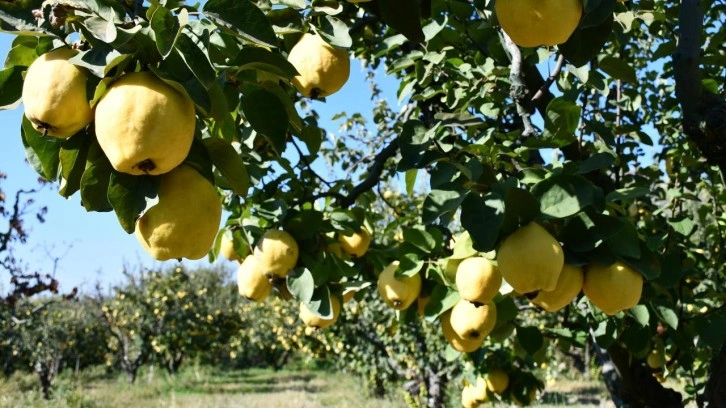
[673, 0, 726, 178]
[502, 32, 538, 138]
[338, 138, 400, 209]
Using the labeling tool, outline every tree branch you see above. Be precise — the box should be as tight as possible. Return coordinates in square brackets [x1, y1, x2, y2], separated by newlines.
[338, 138, 400, 209]
[673, 0, 726, 179]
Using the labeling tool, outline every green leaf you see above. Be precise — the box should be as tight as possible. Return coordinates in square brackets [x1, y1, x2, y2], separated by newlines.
[516, 326, 544, 355]
[287, 267, 315, 303]
[305, 285, 334, 319]
[405, 169, 418, 195]
[403, 229, 436, 253]
[108, 172, 157, 234]
[606, 187, 650, 202]
[606, 219, 641, 259]
[542, 97, 581, 146]
[598, 56, 637, 84]
[501, 187, 540, 235]
[315, 15, 352, 48]
[580, 0, 616, 28]
[460, 192, 505, 252]
[399, 119, 432, 168]
[397, 253, 425, 278]
[285, 209, 324, 240]
[495, 296, 519, 323]
[202, 137, 250, 196]
[233, 47, 299, 78]
[0, 0, 55, 35]
[424, 285, 460, 321]
[694, 315, 726, 349]
[629, 305, 650, 328]
[560, 14, 614, 67]
[577, 152, 616, 174]
[69, 46, 131, 78]
[532, 174, 598, 218]
[174, 29, 216, 90]
[560, 211, 625, 252]
[59, 132, 92, 197]
[378, 0, 425, 43]
[621, 242, 661, 281]
[422, 188, 466, 224]
[203, 0, 278, 47]
[240, 85, 289, 154]
[593, 318, 618, 348]
[450, 231, 477, 260]
[150, 5, 182, 58]
[0, 66, 23, 108]
[652, 302, 679, 330]
[80, 140, 114, 212]
[20, 115, 61, 181]
[668, 217, 695, 236]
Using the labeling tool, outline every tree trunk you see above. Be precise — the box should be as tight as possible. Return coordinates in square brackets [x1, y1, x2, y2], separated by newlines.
[606, 344, 684, 408]
[705, 341, 726, 407]
[425, 367, 446, 408]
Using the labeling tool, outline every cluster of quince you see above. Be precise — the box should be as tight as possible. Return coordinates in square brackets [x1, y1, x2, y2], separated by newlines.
[224, 226, 371, 330]
[22, 47, 221, 261]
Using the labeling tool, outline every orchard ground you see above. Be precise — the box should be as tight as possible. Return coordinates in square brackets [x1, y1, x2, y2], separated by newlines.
[0, 363, 635, 408]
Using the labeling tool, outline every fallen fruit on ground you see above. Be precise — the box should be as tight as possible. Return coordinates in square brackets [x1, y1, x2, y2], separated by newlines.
[237, 255, 272, 302]
[377, 261, 422, 311]
[135, 164, 222, 261]
[583, 260, 643, 315]
[253, 229, 299, 278]
[95, 71, 196, 175]
[22, 47, 93, 138]
[449, 299, 497, 342]
[532, 264, 584, 312]
[486, 368, 510, 394]
[456, 256, 502, 304]
[495, 0, 583, 47]
[441, 310, 484, 353]
[287, 33, 350, 98]
[497, 222, 564, 294]
[299, 296, 341, 329]
[338, 227, 371, 258]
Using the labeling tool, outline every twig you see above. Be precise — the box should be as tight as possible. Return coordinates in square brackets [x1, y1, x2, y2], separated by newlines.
[291, 138, 333, 188]
[532, 54, 565, 103]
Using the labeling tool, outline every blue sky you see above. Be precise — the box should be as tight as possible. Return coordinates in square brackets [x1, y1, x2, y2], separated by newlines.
[0, 33, 399, 293]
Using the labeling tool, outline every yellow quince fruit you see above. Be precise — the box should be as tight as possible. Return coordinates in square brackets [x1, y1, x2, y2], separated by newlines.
[646, 348, 665, 369]
[495, 0, 583, 47]
[338, 227, 371, 258]
[456, 256, 502, 304]
[449, 299, 497, 343]
[583, 260, 643, 315]
[237, 255, 272, 302]
[253, 229, 299, 278]
[95, 71, 196, 175]
[287, 33, 350, 98]
[135, 164, 222, 261]
[532, 264, 584, 312]
[497, 222, 564, 295]
[299, 296, 341, 329]
[461, 377, 488, 407]
[441, 310, 484, 353]
[220, 230, 243, 261]
[22, 47, 93, 138]
[377, 261, 422, 310]
[486, 368, 510, 394]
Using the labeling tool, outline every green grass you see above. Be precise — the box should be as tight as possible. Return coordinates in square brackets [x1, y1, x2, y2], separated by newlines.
[0, 365, 405, 408]
[3, 365, 676, 407]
